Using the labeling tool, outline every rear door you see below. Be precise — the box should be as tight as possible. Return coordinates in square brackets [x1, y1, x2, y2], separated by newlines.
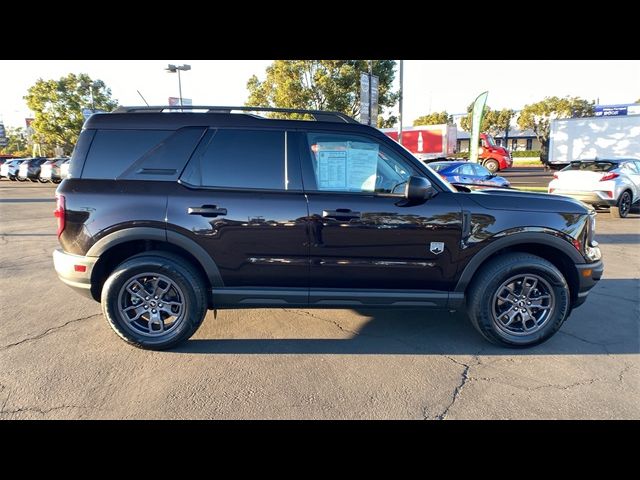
[170, 128, 310, 293]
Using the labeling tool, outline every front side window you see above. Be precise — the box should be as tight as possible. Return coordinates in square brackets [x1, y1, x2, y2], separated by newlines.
[305, 132, 415, 194]
[473, 163, 491, 176]
[457, 164, 475, 176]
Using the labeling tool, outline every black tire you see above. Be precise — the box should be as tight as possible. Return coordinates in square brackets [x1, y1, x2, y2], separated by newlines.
[610, 190, 632, 218]
[101, 251, 208, 350]
[29, 178, 38, 183]
[38, 178, 49, 183]
[466, 253, 571, 347]
[484, 159, 500, 173]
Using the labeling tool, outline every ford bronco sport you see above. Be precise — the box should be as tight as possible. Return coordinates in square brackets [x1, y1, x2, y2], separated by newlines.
[53, 106, 603, 350]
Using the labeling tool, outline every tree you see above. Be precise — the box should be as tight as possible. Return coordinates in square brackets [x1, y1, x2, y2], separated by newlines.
[0, 127, 30, 156]
[459, 103, 491, 132]
[517, 96, 594, 164]
[413, 111, 452, 126]
[246, 60, 399, 127]
[24, 73, 118, 155]
[459, 104, 515, 137]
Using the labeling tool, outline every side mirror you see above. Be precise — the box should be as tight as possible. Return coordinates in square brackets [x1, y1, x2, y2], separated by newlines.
[405, 176, 436, 202]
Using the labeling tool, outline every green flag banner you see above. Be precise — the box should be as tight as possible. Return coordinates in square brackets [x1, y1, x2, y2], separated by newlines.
[469, 91, 488, 164]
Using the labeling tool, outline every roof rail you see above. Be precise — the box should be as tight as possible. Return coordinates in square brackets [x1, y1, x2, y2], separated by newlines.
[112, 105, 359, 124]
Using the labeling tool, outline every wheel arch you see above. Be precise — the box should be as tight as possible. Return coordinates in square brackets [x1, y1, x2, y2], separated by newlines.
[87, 227, 223, 303]
[454, 232, 583, 306]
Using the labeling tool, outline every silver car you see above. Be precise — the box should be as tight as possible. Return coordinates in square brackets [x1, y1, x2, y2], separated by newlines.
[548, 158, 640, 218]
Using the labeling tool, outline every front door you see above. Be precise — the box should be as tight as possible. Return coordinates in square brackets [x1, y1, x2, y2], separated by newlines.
[300, 131, 462, 301]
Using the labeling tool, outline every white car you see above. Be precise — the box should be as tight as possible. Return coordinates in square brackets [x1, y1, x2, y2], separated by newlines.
[548, 158, 640, 218]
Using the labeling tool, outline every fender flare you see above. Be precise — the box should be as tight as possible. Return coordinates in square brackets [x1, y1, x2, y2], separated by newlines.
[454, 231, 584, 293]
[86, 227, 224, 287]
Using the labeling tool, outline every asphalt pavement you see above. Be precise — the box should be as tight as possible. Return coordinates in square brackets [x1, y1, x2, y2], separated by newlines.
[501, 166, 554, 187]
[0, 180, 638, 419]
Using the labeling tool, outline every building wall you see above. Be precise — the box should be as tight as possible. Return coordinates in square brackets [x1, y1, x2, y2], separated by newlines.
[458, 137, 540, 152]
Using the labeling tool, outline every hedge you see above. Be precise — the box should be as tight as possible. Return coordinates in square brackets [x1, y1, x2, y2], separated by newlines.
[450, 150, 540, 158]
[511, 150, 541, 157]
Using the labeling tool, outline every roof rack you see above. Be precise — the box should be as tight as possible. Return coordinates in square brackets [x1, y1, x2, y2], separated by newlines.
[112, 105, 359, 124]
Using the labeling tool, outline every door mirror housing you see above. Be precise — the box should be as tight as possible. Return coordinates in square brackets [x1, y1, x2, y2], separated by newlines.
[405, 176, 436, 202]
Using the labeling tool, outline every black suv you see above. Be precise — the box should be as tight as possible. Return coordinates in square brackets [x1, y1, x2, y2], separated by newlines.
[53, 106, 603, 350]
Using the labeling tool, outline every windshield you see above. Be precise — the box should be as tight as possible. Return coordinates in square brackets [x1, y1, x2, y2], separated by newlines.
[485, 135, 496, 147]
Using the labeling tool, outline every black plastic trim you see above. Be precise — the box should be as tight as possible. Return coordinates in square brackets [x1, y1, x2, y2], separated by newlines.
[454, 231, 586, 293]
[85, 227, 224, 288]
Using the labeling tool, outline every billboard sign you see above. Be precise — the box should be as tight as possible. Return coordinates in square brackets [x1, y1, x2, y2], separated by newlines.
[168, 97, 192, 107]
[359, 73, 370, 126]
[594, 104, 640, 117]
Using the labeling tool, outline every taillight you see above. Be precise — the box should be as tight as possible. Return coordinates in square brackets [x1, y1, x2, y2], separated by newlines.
[54, 194, 65, 237]
[553, 173, 559, 179]
[600, 172, 619, 182]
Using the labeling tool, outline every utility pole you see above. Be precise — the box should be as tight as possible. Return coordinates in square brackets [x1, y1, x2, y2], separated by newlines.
[398, 60, 403, 145]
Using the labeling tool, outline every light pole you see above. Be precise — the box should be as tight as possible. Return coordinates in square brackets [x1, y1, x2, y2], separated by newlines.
[165, 64, 191, 107]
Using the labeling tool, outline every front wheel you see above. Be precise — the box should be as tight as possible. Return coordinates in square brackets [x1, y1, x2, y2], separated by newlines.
[467, 253, 570, 347]
[610, 190, 631, 218]
[484, 159, 500, 173]
[101, 252, 208, 350]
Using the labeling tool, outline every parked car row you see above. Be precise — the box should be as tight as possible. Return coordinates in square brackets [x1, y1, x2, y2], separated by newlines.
[0, 157, 70, 183]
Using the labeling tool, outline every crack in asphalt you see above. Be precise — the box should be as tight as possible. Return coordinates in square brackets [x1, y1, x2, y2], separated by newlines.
[0, 313, 101, 351]
[281, 308, 425, 352]
[432, 360, 473, 420]
[0, 405, 91, 416]
[618, 363, 633, 384]
[558, 330, 612, 350]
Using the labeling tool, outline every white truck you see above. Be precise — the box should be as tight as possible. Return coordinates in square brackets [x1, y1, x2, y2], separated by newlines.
[548, 114, 640, 168]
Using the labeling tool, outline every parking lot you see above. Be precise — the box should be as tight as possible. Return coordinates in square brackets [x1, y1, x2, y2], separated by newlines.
[0, 180, 638, 419]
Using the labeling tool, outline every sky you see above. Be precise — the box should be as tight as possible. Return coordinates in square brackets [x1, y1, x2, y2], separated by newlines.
[1, 60, 638, 129]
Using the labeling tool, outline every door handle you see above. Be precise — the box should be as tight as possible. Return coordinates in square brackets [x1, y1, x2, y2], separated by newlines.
[322, 208, 361, 220]
[187, 205, 227, 217]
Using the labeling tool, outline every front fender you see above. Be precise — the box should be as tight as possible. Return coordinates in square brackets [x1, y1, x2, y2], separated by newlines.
[453, 229, 585, 293]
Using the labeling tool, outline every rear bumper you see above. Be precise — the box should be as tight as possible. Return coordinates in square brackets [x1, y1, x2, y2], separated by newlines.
[550, 190, 616, 206]
[53, 248, 98, 300]
[573, 260, 604, 307]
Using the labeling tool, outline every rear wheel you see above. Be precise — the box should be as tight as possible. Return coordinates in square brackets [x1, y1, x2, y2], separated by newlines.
[484, 159, 500, 173]
[467, 253, 570, 347]
[101, 252, 208, 350]
[38, 178, 49, 183]
[610, 190, 632, 218]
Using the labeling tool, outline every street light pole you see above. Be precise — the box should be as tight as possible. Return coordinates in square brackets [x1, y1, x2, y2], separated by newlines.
[165, 64, 191, 109]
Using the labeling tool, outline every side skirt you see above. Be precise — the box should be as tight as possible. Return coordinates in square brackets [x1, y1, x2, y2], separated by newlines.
[211, 288, 455, 309]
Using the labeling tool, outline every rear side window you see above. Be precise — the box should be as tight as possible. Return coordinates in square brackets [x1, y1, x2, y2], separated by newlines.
[82, 130, 172, 179]
[181, 129, 289, 190]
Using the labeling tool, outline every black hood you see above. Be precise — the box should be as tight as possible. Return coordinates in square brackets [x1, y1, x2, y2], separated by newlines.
[467, 188, 591, 214]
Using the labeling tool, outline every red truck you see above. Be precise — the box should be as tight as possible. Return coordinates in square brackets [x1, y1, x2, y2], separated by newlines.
[382, 125, 512, 172]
